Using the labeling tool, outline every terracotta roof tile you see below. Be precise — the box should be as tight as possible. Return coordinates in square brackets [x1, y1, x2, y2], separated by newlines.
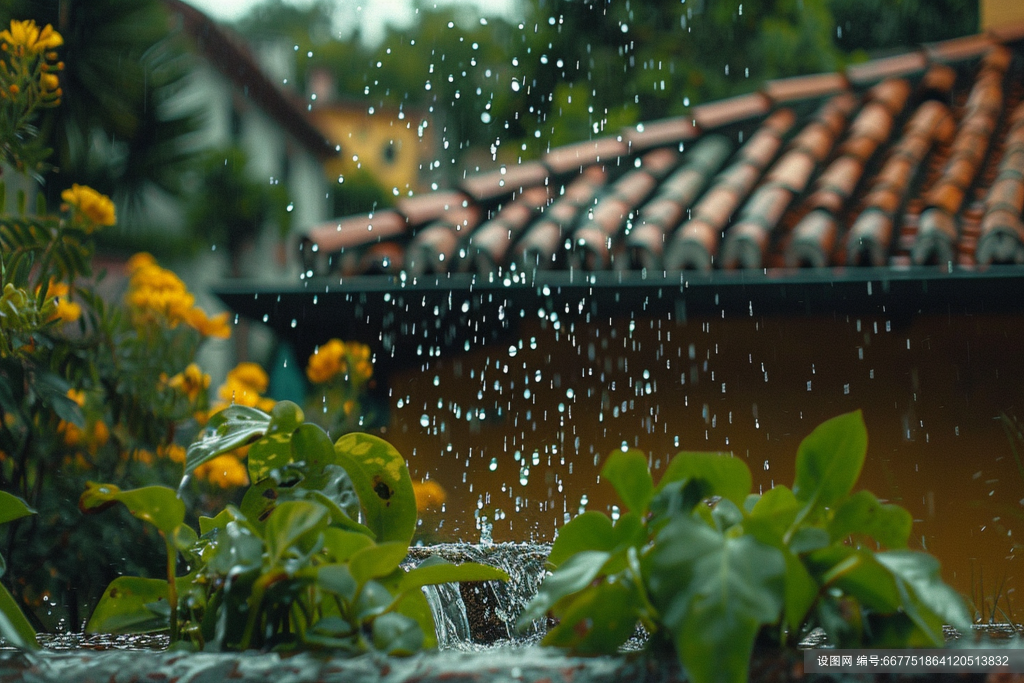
[691, 92, 772, 130]
[299, 27, 1024, 278]
[459, 161, 549, 204]
[846, 51, 928, 86]
[623, 116, 699, 151]
[988, 21, 1024, 45]
[762, 72, 850, 105]
[543, 137, 628, 176]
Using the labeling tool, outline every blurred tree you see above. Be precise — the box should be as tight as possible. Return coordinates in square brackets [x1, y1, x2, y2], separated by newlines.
[830, 0, 979, 53]
[1, 0, 205, 255]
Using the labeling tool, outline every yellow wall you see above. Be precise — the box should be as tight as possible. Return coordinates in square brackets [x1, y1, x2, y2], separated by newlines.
[981, 0, 1024, 29]
[311, 105, 432, 195]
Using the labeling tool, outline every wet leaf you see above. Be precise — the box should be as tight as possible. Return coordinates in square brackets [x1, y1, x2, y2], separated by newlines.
[86, 577, 169, 634]
[391, 588, 437, 650]
[264, 500, 329, 567]
[517, 550, 611, 627]
[317, 564, 357, 602]
[333, 433, 416, 545]
[0, 491, 34, 526]
[547, 511, 615, 567]
[79, 483, 185, 537]
[813, 545, 901, 614]
[876, 550, 972, 640]
[0, 582, 38, 650]
[372, 612, 424, 655]
[355, 580, 393, 621]
[246, 432, 295, 487]
[266, 400, 304, 436]
[399, 560, 509, 592]
[185, 405, 270, 477]
[601, 448, 654, 515]
[349, 541, 409, 585]
[828, 490, 912, 549]
[322, 527, 375, 563]
[542, 580, 638, 654]
[657, 451, 752, 508]
[792, 410, 867, 511]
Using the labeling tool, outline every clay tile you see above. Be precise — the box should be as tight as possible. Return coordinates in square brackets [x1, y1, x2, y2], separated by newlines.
[581, 197, 632, 237]
[786, 210, 838, 268]
[720, 221, 770, 269]
[626, 223, 668, 269]
[639, 197, 686, 231]
[459, 161, 549, 204]
[405, 223, 460, 274]
[924, 34, 997, 64]
[514, 220, 562, 269]
[612, 170, 659, 206]
[487, 202, 535, 232]
[840, 136, 883, 163]
[944, 156, 979, 190]
[358, 242, 405, 275]
[718, 163, 763, 194]
[919, 64, 958, 96]
[846, 51, 928, 86]
[815, 156, 864, 199]
[738, 128, 786, 167]
[543, 136, 628, 176]
[659, 168, 707, 205]
[624, 116, 699, 151]
[789, 123, 836, 163]
[521, 184, 554, 211]
[305, 209, 408, 254]
[977, 211, 1024, 264]
[989, 21, 1024, 45]
[926, 181, 966, 215]
[569, 226, 610, 270]
[664, 219, 719, 271]
[763, 108, 798, 134]
[986, 177, 1024, 213]
[815, 94, 859, 136]
[691, 92, 771, 130]
[804, 188, 845, 215]
[739, 185, 794, 228]
[762, 72, 849, 105]
[848, 102, 895, 144]
[906, 100, 953, 137]
[397, 191, 473, 227]
[868, 79, 911, 115]
[863, 187, 903, 215]
[874, 156, 915, 193]
[765, 152, 817, 194]
[694, 185, 741, 228]
[981, 45, 1013, 72]
[847, 210, 894, 266]
[639, 147, 682, 178]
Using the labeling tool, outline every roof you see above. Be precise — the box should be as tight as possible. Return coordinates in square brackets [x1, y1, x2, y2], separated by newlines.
[299, 24, 1024, 279]
[163, 0, 338, 161]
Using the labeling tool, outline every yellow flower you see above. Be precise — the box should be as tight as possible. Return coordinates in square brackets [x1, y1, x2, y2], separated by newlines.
[412, 480, 446, 512]
[61, 184, 115, 229]
[157, 443, 186, 464]
[306, 339, 347, 384]
[185, 307, 231, 339]
[66, 388, 86, 407]
[224, 363, 269, 395]
[168, 363, 210, 402]
[126, 252, 156, 273]
[194, 453, 249, 488]
[0, 20, 62, 55]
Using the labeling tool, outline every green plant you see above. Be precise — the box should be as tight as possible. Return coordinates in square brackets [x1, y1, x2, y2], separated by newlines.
[81, 401, 507, 653]
[519, 410, 971, 683]
[0, 491, 39, 649]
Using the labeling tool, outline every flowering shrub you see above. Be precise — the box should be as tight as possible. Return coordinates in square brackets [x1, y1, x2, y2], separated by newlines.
[305, 338, 375, 435]
[0, 20, 274, 631]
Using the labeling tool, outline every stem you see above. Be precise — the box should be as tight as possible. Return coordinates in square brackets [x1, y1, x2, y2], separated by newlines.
[163, 536, 178, 642]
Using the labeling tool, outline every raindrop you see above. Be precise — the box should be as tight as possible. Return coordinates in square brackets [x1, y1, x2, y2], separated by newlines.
[489, 457, 498, 472]
[420, 414, 430, 428]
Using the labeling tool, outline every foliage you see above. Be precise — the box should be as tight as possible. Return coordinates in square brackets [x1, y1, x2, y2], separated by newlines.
[0, 491, 39, 649]
[0, 23, 260, 631]
[81, 401, 507, 653]
[519, 411, 971, 683]
[830, 0, 978, 54]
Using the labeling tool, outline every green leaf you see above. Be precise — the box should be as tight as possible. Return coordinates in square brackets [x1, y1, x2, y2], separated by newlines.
[876, 551, 972, 639]
[543, 580, 638, 654]
[547, 511, 615, 568]
[35, 372, 84, 428]
[185, 405, 270, 477]
[828, 490, 912, 549]
[79, 483, 185, 537]
[199, 508, 237, 536]
[332, 433, 417, 546]
[321, 527, 375, 563]
[518, 550, 611, 628]
[601, 449, 654, 515]
[350, 541, 409, 585]
[246, 432, 295, 487]
[792, 410, 867, 511]
[788, 527, 830, 554]
[748, 485, 798, 537]
[86, 577, 170, 634]
[0, 492, 35, 526]
[267, 400, 304, 436]
[0, 582, 38, 649]
[317, 564, 357, 602]
[391, 588, 437, 650]
[371, 612, 424, 655]
[264, 500, 329, 567]
[399, 561, 509, 592]
[812, 545, 901, 613]
[355, 580, 394, 621]
[657, 451, 752, 507]
[781, 549, 819, 634]
[649, 516, 785, 683]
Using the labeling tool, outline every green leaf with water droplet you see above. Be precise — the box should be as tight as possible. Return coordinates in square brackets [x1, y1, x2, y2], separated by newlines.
[350, 541, 409, 585]
[517, 550, 611, 628]
[79, 483, 185, 537]
[333, 433, 416, 545]
[542, 580, 638, 654]
[792, 410, 867, 511]
[399, 560, 508, 592]
[547, 511, 615, 567]
[601, 448, 654, 515]
[0, 582, 38, 649]
[184, 405, 270, 478]
[86, 577, 170, 634]
[875, 550, 972, 640]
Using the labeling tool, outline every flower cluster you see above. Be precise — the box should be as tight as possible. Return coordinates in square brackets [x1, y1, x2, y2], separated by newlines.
[61, 184, 116, 231]
[125, 253, 230, 339]
[166, 363, 210, 403]
[217, 362, 275, 413]
[306, 339, 373, 386]
[0, 20, 64, 109]
[43, 281, 80, 324]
